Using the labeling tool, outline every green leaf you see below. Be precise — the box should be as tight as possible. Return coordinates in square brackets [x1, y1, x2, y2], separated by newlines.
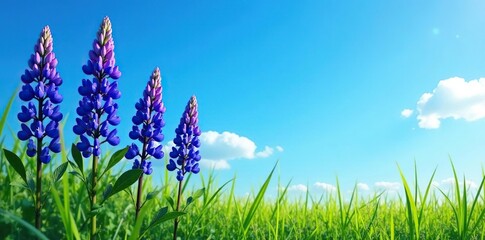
[71, 143, 83, 171]
[166, 196, 175, 211]
[192, 188, 205, 199]
[53, 162, 69, 183]
[27, 178, 35, 193]
[150, 211, 185, 228]
[102, 146, 128, 177]
[9, 181, 30, 192]
[103, 183, 113, 201]
[185, 188, 205, 208]
[146, 189, 162, 201]
[186, 196, 194, 206]
[3, 149, 27, 184]
[141, 210, 185, 238]
[69, 171, 85, 183]
[149, 207, 168, 226]
[105, 169, 142, 201]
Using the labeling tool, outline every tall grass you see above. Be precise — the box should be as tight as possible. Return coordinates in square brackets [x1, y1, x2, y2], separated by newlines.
[1, 98, 485, 239]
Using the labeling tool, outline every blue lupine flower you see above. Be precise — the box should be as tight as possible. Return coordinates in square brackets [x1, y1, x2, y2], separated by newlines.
[73, 17, 121, 157]
[125, 68, 165, 175]
[166, 96, 201, 181]
[17, 26, 63, 164]
[27, 139, 36, 157]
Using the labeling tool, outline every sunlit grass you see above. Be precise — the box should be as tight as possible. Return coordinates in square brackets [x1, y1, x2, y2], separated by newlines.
[1, 91, 485, 239]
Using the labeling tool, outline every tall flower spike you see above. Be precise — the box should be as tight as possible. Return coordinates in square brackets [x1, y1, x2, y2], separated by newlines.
[73, 17, 121, 240]
[126, 67, 166, 175]
[17, 25, 63, 230]
[73, 16, 121, 157]
[167, 96, 201, 181]
[17, 25, 63, 164]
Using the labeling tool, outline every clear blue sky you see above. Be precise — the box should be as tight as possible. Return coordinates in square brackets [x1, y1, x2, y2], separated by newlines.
[2, 1, 485, 196]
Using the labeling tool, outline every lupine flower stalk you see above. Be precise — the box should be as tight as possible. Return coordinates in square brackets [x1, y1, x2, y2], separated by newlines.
[166, 96, 201, 240]
[72, 17, 121, 239]
[17, 26, 63, 229]
[125, 67, 165, 221]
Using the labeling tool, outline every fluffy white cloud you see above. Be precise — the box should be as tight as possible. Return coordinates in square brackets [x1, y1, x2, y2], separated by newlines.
[416, 77, 485, 129]
[276, 146, 284, 152]
[440, 178, 478, 189]
[375, 182, 400, 191]
[200, 131, 257, 160]
[401, 109, 413, 118]
[199, 160, 231, 170]
[357, 183, 370, 191]
[256, 146, 274, 158]
[440, 178, 455, 185]
[314, 182, 337, 192]
[287, 184, 308, 192]
[196, 131, 281, 170]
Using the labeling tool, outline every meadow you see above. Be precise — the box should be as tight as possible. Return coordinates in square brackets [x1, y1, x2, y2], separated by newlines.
[1, 86, 485, 239]
[2, 17, 485, 240]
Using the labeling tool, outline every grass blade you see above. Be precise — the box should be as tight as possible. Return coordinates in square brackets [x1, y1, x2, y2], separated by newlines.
[0, 86, 17, 137]
[0, 208, 49, 240]
[241, 161, 278, 236]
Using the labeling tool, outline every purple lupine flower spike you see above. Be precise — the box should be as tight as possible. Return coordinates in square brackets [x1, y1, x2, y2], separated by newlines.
[126, 67, 165, 175]
[73, 17, 121, 157]
[17, 26, 63, 164]
[167, 96, 201, 181]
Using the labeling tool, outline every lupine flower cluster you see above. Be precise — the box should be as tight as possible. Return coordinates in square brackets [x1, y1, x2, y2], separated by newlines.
[9, 16, 203, 237]
[73, 17, 121, 157]
[125, 68, 166, 175]
[17, 26, 63, 164]
[167, 96, 201, 181]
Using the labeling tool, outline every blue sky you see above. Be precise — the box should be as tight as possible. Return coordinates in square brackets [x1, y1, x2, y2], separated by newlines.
[2, 1, 485, 197]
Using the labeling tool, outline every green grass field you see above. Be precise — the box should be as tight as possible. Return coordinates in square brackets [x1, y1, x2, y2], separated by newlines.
[1, 89, 485, 240]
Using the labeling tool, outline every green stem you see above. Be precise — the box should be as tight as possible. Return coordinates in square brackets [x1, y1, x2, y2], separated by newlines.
[135, 174, 144, 221]
[173, 179, 183, 240]
[135, 137, 148, 223]
[90, 154, 98, 240]
[35, 98, 44, 230]
[35, 138, 43, 230]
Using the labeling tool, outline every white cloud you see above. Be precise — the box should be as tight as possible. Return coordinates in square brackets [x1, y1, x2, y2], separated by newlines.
[163, 139, 232, 170]
[197, 131, 280, 170]
[401, 109, 413, 118]
[256, 146, 274, 158]
[314, 182, 337, 192]
[375, 182, 401, 191]
[276, 146, 284, 152]
[200, 131, 257, 160]
[441, 178, 455, 185]
[440, 178, 478, 189]
[357, 183, 370, 191]
[416, 77, 485, 129]
[287, 184, 308, 192]
[199, 159, 231, 170]
[465, 180, 478, 189]
[162, 140, 175, 153]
